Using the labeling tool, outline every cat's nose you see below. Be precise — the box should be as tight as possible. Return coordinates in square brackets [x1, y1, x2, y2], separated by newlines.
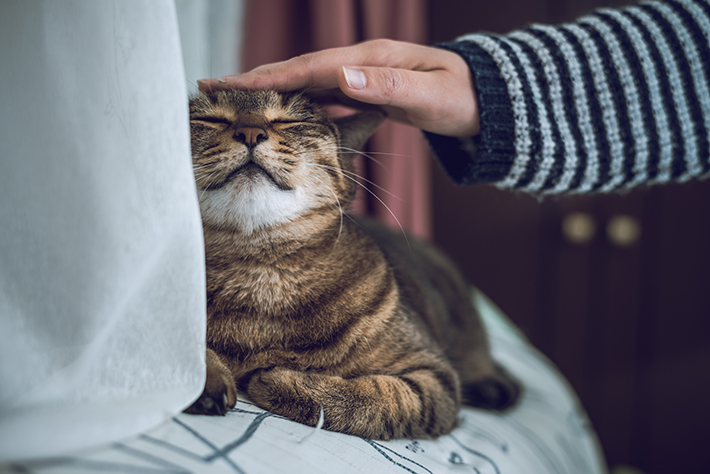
[235, 126, 267, 147]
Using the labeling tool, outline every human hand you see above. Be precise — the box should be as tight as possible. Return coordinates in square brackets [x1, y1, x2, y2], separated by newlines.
[198, 39, 479, 137]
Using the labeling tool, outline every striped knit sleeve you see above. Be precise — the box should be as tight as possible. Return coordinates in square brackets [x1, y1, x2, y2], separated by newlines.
[426, 0, 710, 193]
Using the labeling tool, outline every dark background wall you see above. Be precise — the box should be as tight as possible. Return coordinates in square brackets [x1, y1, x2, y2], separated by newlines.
[428, 1, 710, 473]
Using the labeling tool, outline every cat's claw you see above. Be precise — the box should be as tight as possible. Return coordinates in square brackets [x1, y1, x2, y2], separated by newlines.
[184, 388, 236, 416]
[184, 349, 238, 416]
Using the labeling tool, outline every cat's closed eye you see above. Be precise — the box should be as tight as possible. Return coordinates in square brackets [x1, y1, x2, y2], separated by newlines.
[269, 119, 303, 125]
[190, 116, 231, 128]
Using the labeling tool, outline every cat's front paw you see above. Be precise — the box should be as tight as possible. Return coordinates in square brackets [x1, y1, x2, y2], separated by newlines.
[247, 368, 323, 427]
[184, 349, 237, 416]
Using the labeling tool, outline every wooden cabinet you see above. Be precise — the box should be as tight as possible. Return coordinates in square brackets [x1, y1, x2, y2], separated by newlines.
[429, 1, 710, 472]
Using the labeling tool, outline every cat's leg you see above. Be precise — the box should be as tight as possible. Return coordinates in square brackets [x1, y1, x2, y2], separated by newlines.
[460, 361, 522, 411]
[390, 238, 523, 412]
[184, 348, 238, 416]
[246, 367, 460, 440]
[442, 287, 523, 411]
[454, 345, 522, 411]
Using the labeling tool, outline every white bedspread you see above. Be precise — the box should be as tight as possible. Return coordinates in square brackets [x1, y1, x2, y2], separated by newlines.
[4, 291, 607, 474]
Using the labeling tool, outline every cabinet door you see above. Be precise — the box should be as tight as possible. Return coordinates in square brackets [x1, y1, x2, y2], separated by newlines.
[429, 1, 710, 472]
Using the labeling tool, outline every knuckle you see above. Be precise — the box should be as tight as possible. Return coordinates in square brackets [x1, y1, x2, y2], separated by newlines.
[292, 52, 317, 69]
[379, 69, 406, 102]
[284, 53, 321, 87]
[367, 38, 397, 49]
[362, 38, 400, 58]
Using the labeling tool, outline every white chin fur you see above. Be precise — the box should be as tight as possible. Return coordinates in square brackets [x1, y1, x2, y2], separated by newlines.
[199, 179, 314, 234]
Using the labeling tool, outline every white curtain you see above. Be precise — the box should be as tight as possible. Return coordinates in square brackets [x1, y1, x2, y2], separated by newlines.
[0, 0, 234, 461]
[176, 0, 245, 94]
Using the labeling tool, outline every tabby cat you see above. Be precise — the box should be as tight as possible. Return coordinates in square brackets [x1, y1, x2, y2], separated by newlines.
[184, 90, 521, 440]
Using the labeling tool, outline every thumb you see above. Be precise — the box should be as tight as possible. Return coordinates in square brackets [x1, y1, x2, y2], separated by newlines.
[339, 65, 417, 109]
[338, 65, 435, 130]
[337, 65, 478, 136]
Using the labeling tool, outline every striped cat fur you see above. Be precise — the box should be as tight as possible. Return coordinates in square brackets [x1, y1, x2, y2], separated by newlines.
[184, 91, 521, 440]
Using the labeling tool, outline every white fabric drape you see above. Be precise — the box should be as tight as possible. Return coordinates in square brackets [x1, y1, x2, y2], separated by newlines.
[0, 0, 207, 461]
[176, 0, 245, 94]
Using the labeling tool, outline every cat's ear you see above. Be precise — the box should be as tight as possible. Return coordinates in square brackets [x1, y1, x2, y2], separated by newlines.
[334, 110, 384, 153]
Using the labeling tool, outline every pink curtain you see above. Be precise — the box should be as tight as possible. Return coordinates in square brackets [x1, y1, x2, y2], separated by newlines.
[242, 0, 432, 239]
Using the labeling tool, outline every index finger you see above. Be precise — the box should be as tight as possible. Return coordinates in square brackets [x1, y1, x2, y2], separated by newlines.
[198, 39, 439, 93]
[199, 49, 348, 93]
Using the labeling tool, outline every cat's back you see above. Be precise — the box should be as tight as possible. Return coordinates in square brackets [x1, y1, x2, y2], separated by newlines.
[354, 218, 486, 352]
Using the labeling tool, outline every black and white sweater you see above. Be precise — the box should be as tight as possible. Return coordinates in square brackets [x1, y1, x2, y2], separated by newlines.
[427, 0, 710, 193]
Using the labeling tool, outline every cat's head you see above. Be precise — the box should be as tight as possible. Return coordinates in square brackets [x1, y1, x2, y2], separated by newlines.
[189, 90, 383, 234]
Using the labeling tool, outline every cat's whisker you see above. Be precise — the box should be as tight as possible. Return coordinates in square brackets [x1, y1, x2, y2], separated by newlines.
[294, 146, 389, 170]
[334, 146, 405, 169]
[298, 85, 319, 97]
[198, 168, 224, 199]
[345, 150, 410, 158]
[302, 162, 404, 202]
[362, 336, 374, 357]
[297, 406, 324, 444]
[186, 78, 200, 90]
[199, 142, 224, 155]
[192, 163, 212, 172]
[303, 145, 407, 156]
[304, 163, 410, 251]
[311, 175, 345, 248]
[209, 46, 213, 85]
[364, 188, 411, 252]
[197, 167, 222, 183]
[298, 145, 411, 168]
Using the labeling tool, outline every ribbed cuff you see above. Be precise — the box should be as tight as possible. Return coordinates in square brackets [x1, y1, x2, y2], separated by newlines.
[424, 40, 516, 186]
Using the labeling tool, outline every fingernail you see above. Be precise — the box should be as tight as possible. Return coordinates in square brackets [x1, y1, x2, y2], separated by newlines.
[217, 78, 227, 84]
[197, 79, 213, 92]
[343, 66, 366, 90]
